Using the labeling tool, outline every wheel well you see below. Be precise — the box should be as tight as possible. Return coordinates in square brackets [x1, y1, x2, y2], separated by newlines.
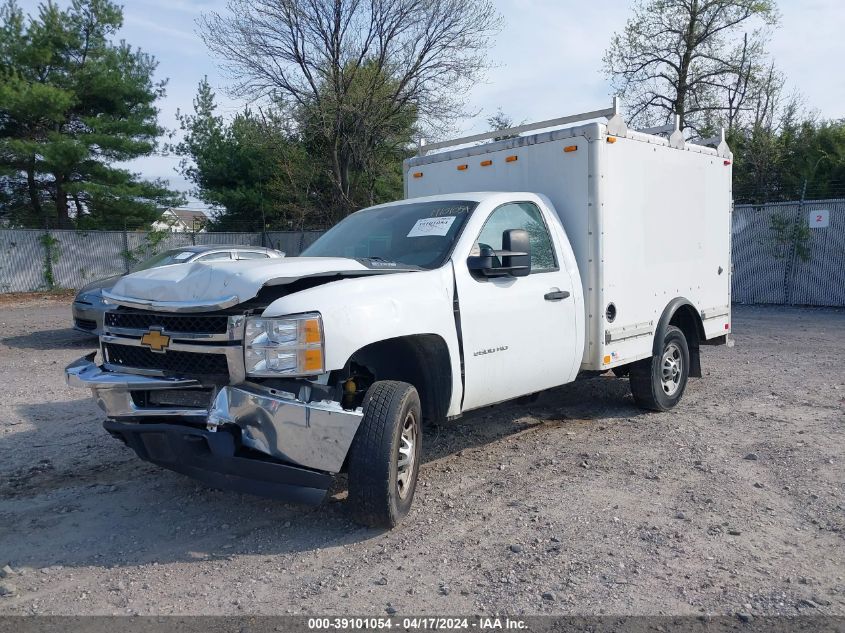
[342, 335, 452, 424]
[668, 304, 705, 378]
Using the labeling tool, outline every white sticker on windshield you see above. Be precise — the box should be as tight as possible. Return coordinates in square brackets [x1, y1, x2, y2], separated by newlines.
[173, 251, 194, 261]
[407, 216, 456, 237]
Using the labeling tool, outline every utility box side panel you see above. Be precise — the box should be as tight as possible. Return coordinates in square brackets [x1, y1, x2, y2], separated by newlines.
[596, 136, 733, 370]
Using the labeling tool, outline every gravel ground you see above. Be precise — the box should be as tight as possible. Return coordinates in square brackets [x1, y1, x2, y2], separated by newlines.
[0, 297, 843, 617]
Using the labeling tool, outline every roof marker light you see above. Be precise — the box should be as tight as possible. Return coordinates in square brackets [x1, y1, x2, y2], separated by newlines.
[505, 155, 518, 163]
[480, 160, 493, 167]
[607, 137, 617, 144]
[564, 145, 578, 153]
[412, 172, 423, 178]
[457, 164, 468, 171]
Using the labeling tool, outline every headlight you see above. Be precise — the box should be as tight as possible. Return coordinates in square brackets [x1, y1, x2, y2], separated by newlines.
[75, 292, 95, 304]
[244, 313, 324, 376]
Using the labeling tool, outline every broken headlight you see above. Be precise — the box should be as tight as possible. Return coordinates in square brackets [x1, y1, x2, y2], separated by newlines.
[244, 313, 324, 376]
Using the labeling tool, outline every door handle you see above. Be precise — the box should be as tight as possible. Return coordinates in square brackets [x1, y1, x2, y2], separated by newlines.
[544, 290, 570, 301]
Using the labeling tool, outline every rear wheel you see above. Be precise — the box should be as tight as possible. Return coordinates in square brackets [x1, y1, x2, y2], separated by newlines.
[630, 325, 689, 411]
[347, 381, 422, 528]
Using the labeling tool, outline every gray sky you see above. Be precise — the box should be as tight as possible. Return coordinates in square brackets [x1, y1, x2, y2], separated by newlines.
[17, 0, 845, 202]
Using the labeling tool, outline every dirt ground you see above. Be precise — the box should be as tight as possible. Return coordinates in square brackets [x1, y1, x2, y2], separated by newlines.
[0, 296, 842, 617]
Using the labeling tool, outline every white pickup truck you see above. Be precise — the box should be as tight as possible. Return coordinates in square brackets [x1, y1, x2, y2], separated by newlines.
[66, 101, 733, 527]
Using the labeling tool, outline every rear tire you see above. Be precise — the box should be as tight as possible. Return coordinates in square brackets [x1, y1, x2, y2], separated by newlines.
[630, 325, 689, 411]
[347, 381, 422, 528]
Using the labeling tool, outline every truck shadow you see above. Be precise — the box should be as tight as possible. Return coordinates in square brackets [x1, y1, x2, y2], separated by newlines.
[1, 410, 374, 572]
[2, 376, 644, 573]
[1, 327, 97, 350]
[423, 375, 647, 463]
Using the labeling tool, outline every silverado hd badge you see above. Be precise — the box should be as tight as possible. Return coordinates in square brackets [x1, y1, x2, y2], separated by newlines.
[473, 345, 509, 357]
[140, 328, 170, 353]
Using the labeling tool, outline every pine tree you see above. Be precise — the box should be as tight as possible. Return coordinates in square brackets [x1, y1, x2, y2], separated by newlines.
[174, 78, 325, 230]
[0, 0, 181, 229]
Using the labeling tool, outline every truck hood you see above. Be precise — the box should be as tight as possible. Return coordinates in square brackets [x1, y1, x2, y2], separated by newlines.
[107, 257, 403, 309]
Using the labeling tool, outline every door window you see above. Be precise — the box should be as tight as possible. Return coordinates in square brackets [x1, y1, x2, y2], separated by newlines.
[194, 252, 233, 262]
[474, 202, 557, 273]
[237, 251, 271, 260]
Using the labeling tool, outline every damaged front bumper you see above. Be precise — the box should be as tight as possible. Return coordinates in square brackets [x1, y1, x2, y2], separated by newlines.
[65, 353, 363, 504]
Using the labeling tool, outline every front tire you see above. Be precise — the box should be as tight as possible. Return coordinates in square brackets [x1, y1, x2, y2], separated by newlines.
[630, 325, 689, 411]
[347, 381, 422, 528]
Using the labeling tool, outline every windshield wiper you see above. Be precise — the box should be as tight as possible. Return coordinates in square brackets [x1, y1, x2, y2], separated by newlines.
[359, 257, 422, 270]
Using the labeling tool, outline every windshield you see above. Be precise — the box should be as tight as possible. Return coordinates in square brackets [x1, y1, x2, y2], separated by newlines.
[132, 249, 196, 272]
[302, 200, 476, 269]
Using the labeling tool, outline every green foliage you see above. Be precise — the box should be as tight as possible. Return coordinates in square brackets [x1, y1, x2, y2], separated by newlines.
[119, 228, 173, 270]
[38, 231, 60, 288]
[767, 213, 792, 256]
[173, 79, 323, 230]
[174, 72, 415, 229]
[198, 0, 499, 225]
[731, 118, 845, 203]
[768, 212, 811, 262]
[127, 227, 169, 265]
[0, 0, 182, 229]
[297, 60, 417, 219]
[143, 227, 169, 252]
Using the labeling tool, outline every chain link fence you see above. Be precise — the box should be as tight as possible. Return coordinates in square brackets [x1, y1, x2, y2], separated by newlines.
[1, 200, 843, 306]
[0, 229, 325, 293]
[732, 198, 844, 307]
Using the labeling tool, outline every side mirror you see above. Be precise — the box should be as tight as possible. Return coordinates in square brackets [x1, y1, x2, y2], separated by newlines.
[467, 246, 498, 274]
[467, 229, 531, 278]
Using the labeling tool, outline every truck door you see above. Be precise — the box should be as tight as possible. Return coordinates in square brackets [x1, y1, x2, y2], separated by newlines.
[455, 201, 580, 411]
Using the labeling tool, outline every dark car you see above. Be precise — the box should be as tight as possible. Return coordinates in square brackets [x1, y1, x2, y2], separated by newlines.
[72, 245, 285, 335]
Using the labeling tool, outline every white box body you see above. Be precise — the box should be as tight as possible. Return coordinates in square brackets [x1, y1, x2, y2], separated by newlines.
[405, 122, 732, 370]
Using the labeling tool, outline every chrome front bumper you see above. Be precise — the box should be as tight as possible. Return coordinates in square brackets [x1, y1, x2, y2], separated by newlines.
[66, 353, 208, 420]
[66, 354, 363, 476]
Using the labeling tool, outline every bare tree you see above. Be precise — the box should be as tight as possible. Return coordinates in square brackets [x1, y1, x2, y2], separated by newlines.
[603, 0, 778, 135]
[200, 0, 502, 212]
[748, 62, 794, 131]
[723, 32, 754, 131]
[729, 64, 806, 203]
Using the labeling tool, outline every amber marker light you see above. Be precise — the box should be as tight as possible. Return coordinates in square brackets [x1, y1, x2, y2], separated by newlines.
[301, 348, 323, 373]
[303, 318, 322, 344]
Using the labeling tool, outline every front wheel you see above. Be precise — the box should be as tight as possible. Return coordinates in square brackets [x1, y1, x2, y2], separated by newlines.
[630, 325, 689, 411]
[347, 381, 422, 528]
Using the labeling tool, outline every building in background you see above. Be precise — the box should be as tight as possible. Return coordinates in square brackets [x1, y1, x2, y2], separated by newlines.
[152, 208, 210, 232]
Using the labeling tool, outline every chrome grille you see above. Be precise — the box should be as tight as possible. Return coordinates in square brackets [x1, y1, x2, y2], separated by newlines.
[105, 311, 230, 334]
[103, 343, 230, 378]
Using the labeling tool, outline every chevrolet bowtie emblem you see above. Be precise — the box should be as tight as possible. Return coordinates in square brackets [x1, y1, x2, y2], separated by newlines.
[140, 328, 171, 352]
